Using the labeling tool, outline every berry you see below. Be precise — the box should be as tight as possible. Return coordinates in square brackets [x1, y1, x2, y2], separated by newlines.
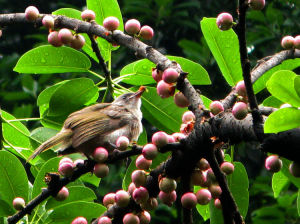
[209, 185, 222, 199]
[59, 157, 74, 166]
[133, 187, 149, 204]
[142, 144, 158, 160]
[103, 16, 119, 31]
[128, 182, 136, 195]
[172, 132, 186, 141]
[48, 31, 63, 47]
[159, 177, 177, 193]
[139, 25, 154, 40]
[197, 158, 210, 171]
[167, 135, 176, 143]
[232, 102, 248, 120]
[136, 155, 152, 170]
[98, 216, 112, 224]
[123, 213, 140, 224]
[159, 190, 177, 206]
[103, 193, 116, 208]
[209, 101, 224, 115]
[191, 169, 206, 186]
[55, 187, 69, 201]
[152, 68, 163, 82]
[162, 68, 179, 84]
[58, 162, 74, 177]
[174, 92, 190, 108]
[140, 197, 158, 211]
[294, 35, 300, 50]
[214, 198, 222, 209]
[265, 155, 282, 173]
[196, 189, 212, 205]
[81, 9, 96, 21]
[58, 28, 73, 45]
[42, 15, 54, 29]
[115, 190, 130, 207]
[281, 36, 295, 50]
[248, 0, 265, 10]
[289, 162, 300, 177]
[220, 162, 235, 175]
[205, 168, 216, 186]
[236, 81, 247, 97]
[13, 197, 25, 210]
[71, 217, 88, 224]
[25, 6, 39, 21]
[138, 211, 151, 224]
[74, 159, 85, 167]
[93, 147, 108, 163]
[116, 136, 130, 151]
[157, 80, 175, 98]
[125, 19, 141, 35]
[70, 34, 85, 49]
[152, 131, 169, 148]
[131, 170, 147, 187]
[94, 164, 109, 178]
[0, 30, 2, 38]
[181, 192, 197, 209]
[216, 12, 233, 31]
[182, 111, 195, 124]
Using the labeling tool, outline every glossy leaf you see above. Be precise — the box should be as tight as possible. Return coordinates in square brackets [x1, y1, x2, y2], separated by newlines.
[262, 96, 283, 108]
[14, 46, 91, 74]
[251, 206, 285, 224]
[201, 18, 242, 86]
[294, 76, 300, 98]
[272, 171, 289, 198]
[122, 155, 137, 190]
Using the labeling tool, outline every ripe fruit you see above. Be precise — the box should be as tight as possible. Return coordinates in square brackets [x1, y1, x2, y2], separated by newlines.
[128, 182, 136, 195]
[142, 144, 158, 160]
[136, 155, 152, 170]
[216, 12, 233, 31]
[191, 169, 206, 186]
[81, 9, 96, 21]
[157, 80, 175, 98]
[214, 198, 222, 209]
[131, 170, 147, 187]
[289, 162, 300, 177]
[197, 158, 210, 171]
[125, 19, 141, 35]
[167, 135, 176, 143]
[115, 190, 130, 207]
[94, 164, 109, 178]
[138, 211, 151, 224]
[236, 81, 246, 97]
[140, 197, 158, 211]
[48, 31, 63, 47]
[133, 187, 149, 204]
[196, 189, 212, 205]
[220, 162, 235, 175]
[174, 92, 190, 108]
[116, 136, 129, 151]
[98, 216, 112, 224]
[159, 177, 177, 193]
[181, 192, 197, 209]
[55, 187, 69, 201]
[159, 190, 177, 206]
[103, 16, 119, 31]
[59, 157, 74, 166]
[13, 197, 25, 210]
[152, 68, 163, 82]
[58, 28, 73, 45]
[294, 35, 300, 50]
[281, 36, 295, 50]
[103, 193, 116, 207]
[139, 25, 154, 40]
[123, 213, 140, 224]
[162, 68, 179, 84]
[70, 34, 85, 49]
[209, 185, 222, 199]
[248, 0, 265, 10]
[74, 159, 85, 166]
[25, 6, 39, 21]
[205, 168, 216, 186]
[152, 131, 169, 148]
[172, 132, 186, 141]
[232, 102, 248, 120]
[265, 155, 282, 173]
[182, 111, 195, 123]
[93, 147, 108, 163]
[71, 216, 88, 224]
[209, 101, 224, 115]
[42, 15, 54, 29]
[58, 162, 74, 177]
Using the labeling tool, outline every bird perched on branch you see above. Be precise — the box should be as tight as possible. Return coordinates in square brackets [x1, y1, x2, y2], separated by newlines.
[29, 86, 146, 160]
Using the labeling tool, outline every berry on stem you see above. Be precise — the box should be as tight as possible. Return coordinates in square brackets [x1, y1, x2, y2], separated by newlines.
[131, 170, 147, 187]
[209, 101, 224, 115]
[138, 211, 151, 224]
[142, 144, 158, 160]
[133, 186, 149, 204]
[152, 131, 168, 148]
[157, 80, 175, 98]
[281, 36, 295, 49]
[42, 15, 54, 29]
[103, 193, 116, 208]
[48, 31, 63, 47]
[81, 9, 96, 21]
[232, 102, 248, 120]
[294, 35, 300, 50]
[115, 190, 130, 207]
[55, 187, 69, 201]
[98, 216, 112, 224]
[103, 16, 120, 31]
[182, 111, 195, 123]
[159, 177, 177, 193]
[71, 217, 88, 224]
[289, 162, 300, 177]
[58, 28, 73, 45]
[136, 155, 152, 170]
[174, 92, 190, 108]
[70, 34, 85, 49]
[139, 25, 154, 40]
[220, 162, 235, 175]
[159, 190, 177, 206]
[25, 6, 39, 21]
[265, 155, 282, 173]
[125, 19, 141, 35]
[248, 0, 265, 10]
[236, 80, 247, 97]
[181, 192, 197, 209]
[58, 162, 74, 177]
[94, 164, 109, 178]
[93, 147, 108, 163]
[152, 68, 163, 82]
[216, 12, 233, 31]
[196, 189, 212, 205]
[162, 68, 179, 84]
[123, 213, 140, 224]
[13, 197, 25, 210]
[116, 136, 129, 151]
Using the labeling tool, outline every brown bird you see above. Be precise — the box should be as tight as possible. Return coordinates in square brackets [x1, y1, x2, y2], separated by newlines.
[29, 86, 146, 160]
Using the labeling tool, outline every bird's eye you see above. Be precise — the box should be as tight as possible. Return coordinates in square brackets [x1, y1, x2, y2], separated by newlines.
[122, 96, 126, 100]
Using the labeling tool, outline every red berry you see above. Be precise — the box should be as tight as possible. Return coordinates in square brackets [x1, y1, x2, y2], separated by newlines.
[103, 16, 119, 31]
[58, 162, 74, 177]
[94, 164, 109, 178]
[48, 31, 63, 47]
[182, 111, 195, 123]
[70, 34, 85, 49]
[13, 197, 25, 210]
[152, 131, 168, 148]
[125, 19, 141, 35]
[220, 162, 235, 175]
[196, 189, 212, 205]
[162, 68, 179, 84]
[232, 102, 248, 120]
[142, 144, 158, 160]
[133, 186, 149, 204]
[159, 190, 177, 206]
[115, 190, 130, 207]
[181, 192, 197, 209]
[42, 15, 54, 29]
[138, 211, 151, 224]
[98, 216, 112, 224]
[209, 101, 224, 115]
[55, 187, 69, 201]
[236, 81, 247, 97]
[139, 25, 154, 40]
[265, 155, 282, 173]
[25, 6, 39, 21]
[209, 185, 222, 199]
[281, 36, 295, 49]
[136, 155, 152, 170]
[216, 12, 233, 31]
[289, 162, 300, 177]
[214, 198, 222, 209]
[174, 92, 190, 108]
[131, 170, 147, 187]
[123, 213, 140, 224]
[152, 68, 163, 82]
[157, 80, 175, 98]
[103, 193, 116, 208]
[116, 136, 129, 151]
[81, 9, 96, 21]
[58, 28, 73, 45]
[71, 216, 88, 224]
[159, 177, 177, 193]
[93, 147, 108, 163]
[294, 35, 300, 50]
[248, 0, 265, 10]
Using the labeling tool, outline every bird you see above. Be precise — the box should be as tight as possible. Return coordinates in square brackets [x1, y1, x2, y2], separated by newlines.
[29, 86, 146, 160]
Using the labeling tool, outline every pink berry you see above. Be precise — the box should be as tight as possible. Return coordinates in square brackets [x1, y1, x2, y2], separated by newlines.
[265, 155, 282, 173]
[157, 80, 175, 98]
[159, 190, 177, 206]
[205, 168, 216, 186]
[133, 186, 149, 204]
[248, 0, 265, 10]
[93, 147, 108, 163]
[220, 162, 235, 175]
[136, 155, 152, 170]
[167, 135, 176, 143]
[123, 213, 140, 224]
[58, 28, 73, 45]
[216, 12, 233, 31]
[55, 187, 69, 201]
[294, 35, 300, 50]
[182, 111, 195, 123]
[115, 190, 130, 207]
[172, 132, 186, 142]
[48, 31, 63, 47]
[209, 101, 224, 115]
[70, 34, 85, 49]
[59, 157, 74, 166]
[42, 15, 54, 29]
[125, 19, 141, 35]
[74, 159, 85, 166]
[0, 30, 2, 38]
[140, 197, 158, 211]
[197, 158, 210, 171]
[191, 169, 206, 186]
[138, 211, 151, 224]
[232, 102, 248, 120]
[152, 131, 168, 148]
[128, 182, 136, 195]
[214, 198, 222, 209]
[162, 68, 179, 84]
[94, 164, 109, 178]
[58, 162, 74, 177]
[131, 170, 147, 187]
[116, 136, 129, 151]
[25, 6, 39, 21]
[281, 36, 295, 49]
[181, 192, 197, 209]
[152, 68, 163, 82]
[289, 162, 300, 177]
[13, 197, 25, 210]
[174, 92, 190, 108]
[139, 25, 154, 40]
[209, 185, 222, 199]
[196, 189, 212, 205]
[71, 216, 88, 224]
[98, 216, 112, 224]
[103, 193, 116, 207]
[159, 177, 177, 193]
[142, 144, 158, 160]
[103, 16, 119, 31]
[81, 9, 96, 21]
[236, 81, 247, 97]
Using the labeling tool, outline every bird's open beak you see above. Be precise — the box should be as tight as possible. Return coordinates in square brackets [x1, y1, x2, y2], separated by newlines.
[133, 86, 146, 98]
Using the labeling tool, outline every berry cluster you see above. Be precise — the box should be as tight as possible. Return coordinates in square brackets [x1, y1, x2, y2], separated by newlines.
[264, 155, 300, 177]
[125, 19, 154, 40]
[281, 35, 300, 50]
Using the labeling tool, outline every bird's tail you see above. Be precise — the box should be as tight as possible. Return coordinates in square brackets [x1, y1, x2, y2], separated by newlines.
[28, 129, 73, 161]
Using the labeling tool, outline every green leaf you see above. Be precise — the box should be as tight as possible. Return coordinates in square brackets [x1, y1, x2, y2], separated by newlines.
[253, 59, 300, 94]
[137, 127, 148, 145]
[251, 206, 285, 224]
[298, 190, 300, 216]
[45, 186, 97, 210]
[272, 171, 289, 198]
[48, 78, 99, 116]
[266, 70, 300, 107]
[264, 108, 300, 133]
[46, 201, 105, 224]
[294, 76, 300, 98]
[0, 200, 15, 217]
[200, 18, 242, 86]
[201, 94, 212, 109]
[14, 45, 91, 74]
[262, 96, 283, 108]
[0, 151, 28, 215]
[79, 173, 101, 187]
[281, 158, 300, 189]
[194, 186, 210, 221]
